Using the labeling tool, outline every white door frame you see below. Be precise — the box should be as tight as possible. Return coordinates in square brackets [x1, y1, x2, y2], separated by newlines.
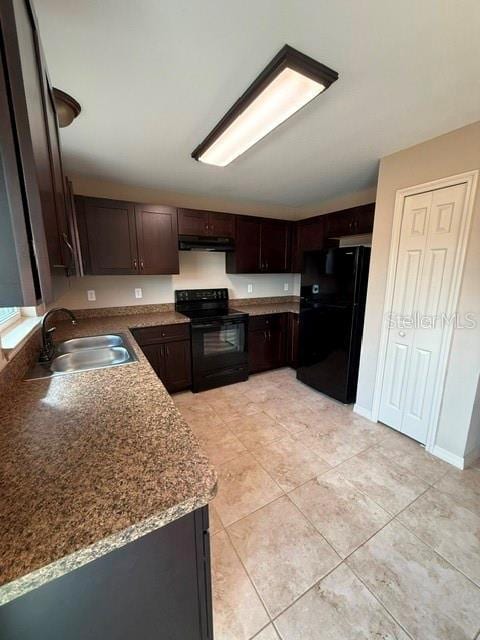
[371, 170, 478, 454]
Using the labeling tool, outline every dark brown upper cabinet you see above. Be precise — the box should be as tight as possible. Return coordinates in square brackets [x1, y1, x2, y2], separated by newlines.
[227, 216, 291, 274]
[0, 0, 73, 304]
[178, 208, 235, 238]
[325, 203, 375, 238]
[135, 204, 179, 275]
[293, 216, 325, 272]
[76, 196, 179, 276]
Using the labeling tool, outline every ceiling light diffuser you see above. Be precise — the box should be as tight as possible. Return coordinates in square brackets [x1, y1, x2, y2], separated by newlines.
[192, 45, 338, 167]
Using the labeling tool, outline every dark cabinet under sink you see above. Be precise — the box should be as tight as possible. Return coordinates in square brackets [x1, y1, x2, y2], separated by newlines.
[0, 507, 213, 640]
[131, 323, 192, 392]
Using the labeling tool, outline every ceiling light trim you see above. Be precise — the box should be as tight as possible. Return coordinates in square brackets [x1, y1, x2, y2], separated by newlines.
[191, 44, 338, 166]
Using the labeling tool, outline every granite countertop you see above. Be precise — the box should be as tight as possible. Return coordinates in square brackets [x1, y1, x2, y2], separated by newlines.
[0, 311, 215, 605]
[234, 301, 300, 316]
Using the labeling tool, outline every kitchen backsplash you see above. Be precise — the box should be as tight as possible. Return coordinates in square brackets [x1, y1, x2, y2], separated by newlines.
[55, 252, 302, 310]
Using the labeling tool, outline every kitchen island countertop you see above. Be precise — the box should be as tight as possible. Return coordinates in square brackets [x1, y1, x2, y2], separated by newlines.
[0, 310, 215, 605]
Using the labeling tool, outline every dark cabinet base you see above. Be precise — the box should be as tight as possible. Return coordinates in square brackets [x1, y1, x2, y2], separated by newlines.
[0, 507, 213, 640]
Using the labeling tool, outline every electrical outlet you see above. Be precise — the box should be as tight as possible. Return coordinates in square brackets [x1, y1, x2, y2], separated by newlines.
[135, 288, 143, 299]
[247, 284, 253, 293]
[87, 290, 96, 301]
[284, 282, 289, 291]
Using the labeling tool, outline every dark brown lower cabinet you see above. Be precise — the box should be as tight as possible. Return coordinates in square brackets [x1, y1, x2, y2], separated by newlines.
[0, 507, 213, 640]
[249, 313, 287, 374]
[131, 323, 192, 392]
[287, 312, 300, 369]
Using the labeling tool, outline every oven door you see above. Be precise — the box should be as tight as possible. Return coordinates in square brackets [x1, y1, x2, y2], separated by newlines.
[191, 317, 248, 375]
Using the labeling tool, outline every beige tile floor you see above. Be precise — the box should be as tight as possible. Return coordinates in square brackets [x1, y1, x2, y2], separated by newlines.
[173, 369, 480, 640]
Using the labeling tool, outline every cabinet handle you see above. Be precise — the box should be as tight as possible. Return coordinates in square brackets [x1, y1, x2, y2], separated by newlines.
[263, 330, 267, 341]
[204, 223, 209, 230]
[62, 232, 75, 272]
[165, 345, 169, 357]
[133, 258, 138, 270]
[140, 259, 144, 270]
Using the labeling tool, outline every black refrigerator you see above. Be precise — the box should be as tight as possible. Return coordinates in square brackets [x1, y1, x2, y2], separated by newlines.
[297, 246, 371, 404]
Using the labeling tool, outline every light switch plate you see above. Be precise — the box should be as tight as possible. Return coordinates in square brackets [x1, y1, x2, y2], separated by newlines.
[135, 288, 143, 299]
[87, 290, 96, 301]
[284, 282, 289, 291]
[247, 284, 253, 293]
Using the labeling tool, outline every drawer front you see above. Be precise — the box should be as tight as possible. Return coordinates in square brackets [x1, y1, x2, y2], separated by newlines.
[248, 313, 285, 332]
[131, 323, 190, 346]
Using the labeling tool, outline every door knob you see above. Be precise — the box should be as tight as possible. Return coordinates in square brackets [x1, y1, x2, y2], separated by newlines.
[399, 331, 406, 337]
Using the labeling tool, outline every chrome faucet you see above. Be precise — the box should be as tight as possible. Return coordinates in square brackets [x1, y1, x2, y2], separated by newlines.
[39, 307, 78, 362]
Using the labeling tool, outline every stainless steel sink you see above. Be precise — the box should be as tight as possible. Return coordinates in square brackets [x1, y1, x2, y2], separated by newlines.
[55, 334, 124, 354]
[25, 333, 138, 380]
[50, 346, 133, 373]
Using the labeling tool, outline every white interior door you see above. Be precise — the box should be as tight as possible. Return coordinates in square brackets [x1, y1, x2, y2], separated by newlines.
[379, 182, 468, 443]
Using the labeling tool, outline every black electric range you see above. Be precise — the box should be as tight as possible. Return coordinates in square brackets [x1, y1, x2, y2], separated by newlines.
[175, 288, 249, 392]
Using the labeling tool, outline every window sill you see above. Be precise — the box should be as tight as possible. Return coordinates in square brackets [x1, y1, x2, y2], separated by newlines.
[0, 316, 42, 355]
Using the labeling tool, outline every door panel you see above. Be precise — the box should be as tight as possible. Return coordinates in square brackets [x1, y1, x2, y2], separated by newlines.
[140, 344, 164, 379]
[379, 182, 469, 443]
[135, 204, 179, 275]
[208, 212, 235, 238]
[400, 183, 467, 441]
[248, 330, 269, 373]
[163, 340, 192, 392]
[228, 217, 261, 273]
[260, 220, 289, 272]
[83, 198, 138, 275]
[178, 209, 209, 236]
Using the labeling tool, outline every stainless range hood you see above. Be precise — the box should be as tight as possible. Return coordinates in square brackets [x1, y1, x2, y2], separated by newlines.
[178, 235, 235, 252]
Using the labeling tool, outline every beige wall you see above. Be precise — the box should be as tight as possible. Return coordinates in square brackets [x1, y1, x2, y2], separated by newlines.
[356, 120, 480, 462]
[70, 175, 376, 221]
[57, 252, 300, 309]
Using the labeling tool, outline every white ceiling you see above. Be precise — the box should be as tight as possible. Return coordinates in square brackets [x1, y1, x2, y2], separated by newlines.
[35, 0, 480, 211]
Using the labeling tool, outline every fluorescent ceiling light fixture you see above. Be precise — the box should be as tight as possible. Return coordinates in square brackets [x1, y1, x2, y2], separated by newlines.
[192, 45, 338, 167]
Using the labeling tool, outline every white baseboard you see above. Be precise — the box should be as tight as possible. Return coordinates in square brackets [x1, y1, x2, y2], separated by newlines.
[431, 445, 465, 469]
[353, 404, 376, 422]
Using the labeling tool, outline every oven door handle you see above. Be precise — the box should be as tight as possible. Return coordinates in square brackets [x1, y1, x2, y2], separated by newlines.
[194, 319, 244, 329]
[194, 321, 222, 329]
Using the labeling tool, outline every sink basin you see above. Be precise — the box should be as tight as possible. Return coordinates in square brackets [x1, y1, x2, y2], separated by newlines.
[24, 333, 138, 380]
[56, 334, 124, 354]
[50, 346, 133, 373]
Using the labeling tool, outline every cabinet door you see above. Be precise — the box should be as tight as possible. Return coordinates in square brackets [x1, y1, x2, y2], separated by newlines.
[260, 220, 289, 272]
[354, 203, 375, 234]
[0, 508, 212, 640]
[294, 216, 325, 272]
[266, 314, 287, 368]
[162, 340, 192, 392]
[42, 79, 71, 271]
[2, 0, 72, 302]
[208, 212, 235, 238]
[81, 197, 138, 275]
[248, 329, 269, 373]
[178, 208, 209, 236]
[140, 343, 164, 379]
[227, 217, 261, 273]
[135, 204, 179, 275]
[325, 211, 353, 238]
